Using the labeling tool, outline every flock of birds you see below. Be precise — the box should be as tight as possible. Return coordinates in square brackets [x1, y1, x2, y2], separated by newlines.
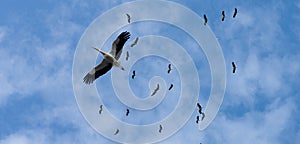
[83, 7, 238, 136]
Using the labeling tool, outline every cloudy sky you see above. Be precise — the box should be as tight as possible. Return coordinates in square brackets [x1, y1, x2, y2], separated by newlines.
[1, 0, 300, 144]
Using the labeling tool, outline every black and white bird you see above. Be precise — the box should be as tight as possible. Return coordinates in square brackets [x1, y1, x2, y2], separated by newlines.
[131, 70, 136, 79]
[126, 108, 130, 116]
[159, 124, 163, 133]
[222, 11, 225, 21]
[203, 14, 207, 25]
[130, 37, 139, 47]
[126, 51, 129, 61]
[151, 84, 160, 96]
[232, 62, 236, 73]
[126, 13, 131, 23]
[167, 64, 172, 74]
[83, 31, 130, 84]
[196, 116, 199, 124]
[114, 129, 119, 135]
[99, 105, 103, 114]
[168, 84, 173, 90]
[233, 8, 238, 18]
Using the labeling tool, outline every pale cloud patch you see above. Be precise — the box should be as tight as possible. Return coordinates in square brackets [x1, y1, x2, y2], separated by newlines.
[0, 26, 7, 43]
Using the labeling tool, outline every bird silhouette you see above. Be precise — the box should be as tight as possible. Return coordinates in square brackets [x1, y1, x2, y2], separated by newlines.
[167, 64, 172, 74]
[159, 124, 163, 133]
[197, 103, 203, 114]
[114, 129, 119, 135]
[168, 84, 173, 90]
[99, 105, 103, 114]
[130, 37, 139, 47]
[126, 108, 130, 116]
[233, 8, 238, 18]
[131, 70, 136, 79]
[232, 62, 236, 73]
[203, 14, 207, 25]
[196, 116, 199, 124]
[83, 31, 130, 84]
[126, 13, 131, 23]
[151, 84, 160, 96]
[222, 11, 225, 21]
[126, 51, 129, 61]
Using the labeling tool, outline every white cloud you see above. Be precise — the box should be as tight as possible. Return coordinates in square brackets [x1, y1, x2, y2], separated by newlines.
[205, 97, 296, 144]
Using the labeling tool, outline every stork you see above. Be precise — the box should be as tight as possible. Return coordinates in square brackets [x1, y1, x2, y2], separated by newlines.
[83, 31, 130, 84]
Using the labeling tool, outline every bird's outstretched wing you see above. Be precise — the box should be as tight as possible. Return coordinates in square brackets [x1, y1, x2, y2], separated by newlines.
[109, 31, 131, 60]
[83, 59, 113, 84]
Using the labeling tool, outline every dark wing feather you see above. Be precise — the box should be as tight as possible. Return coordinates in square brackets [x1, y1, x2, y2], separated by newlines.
[111, 31, 131, 60]
[83, 59, 113, 84]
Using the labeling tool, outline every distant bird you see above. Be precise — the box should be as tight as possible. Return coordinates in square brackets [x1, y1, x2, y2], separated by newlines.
[131, 70, 136, 79]
[126, 108, 130, 116]
[196, 116, 199, 124]
[159, 124, 163, 133]
[222, 11, 225, 21]
[233, 8, 238, 18]
[83, 31, 130, 84]
[130, 37, 139, 47]
[168, 84, 173, 90]
[126, 13, 131, 23]
[197, 103, 203, 114]
[114, 129, 119, 135]
[151, 84, 160, 96]
[232, 62, 236, 73]
[203, 14, 207, 25]
[167, 64, 172, 73]
[126, 51, 129, 61]
[99, 105, 103, 114]
[201, 113, 205, 121]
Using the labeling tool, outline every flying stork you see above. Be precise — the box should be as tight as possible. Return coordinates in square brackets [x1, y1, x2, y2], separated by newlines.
[126, 13, 131, 23]
[232, 62, 236, 73]
[203, 14, 207, 25]
[233, 8, 238, 18]
[222, 11, 225, 21]
[83, 31, 130, 84]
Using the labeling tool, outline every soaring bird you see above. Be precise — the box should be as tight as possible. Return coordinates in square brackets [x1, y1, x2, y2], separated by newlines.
[197, 103, 203, 114]
[83, 31, 130, 84]
[203, 14, 207, 25]
[114, 129, 119, 135]
[168, 84, 173, 90]
[222, 11, 225, 21]
[201, 113, 205, 121]
[99, 105, 103, 114]
[233, 8, 238, 18]
[130, 37, 139, 47]
[196, 116, 199, 124]
[159, 124, 163, 133]
[126, 51, 129, 61]
[151, 84, 160, 96]
[126, 13, 131, 23]
[167, 64, 172, 74]
[126, 108, 130, 116]
[232, 62, 236, 73]
[131, 70, 136, 79]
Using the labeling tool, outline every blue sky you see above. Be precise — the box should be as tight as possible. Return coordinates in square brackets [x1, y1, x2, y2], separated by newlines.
[0, 0, 300, 144]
